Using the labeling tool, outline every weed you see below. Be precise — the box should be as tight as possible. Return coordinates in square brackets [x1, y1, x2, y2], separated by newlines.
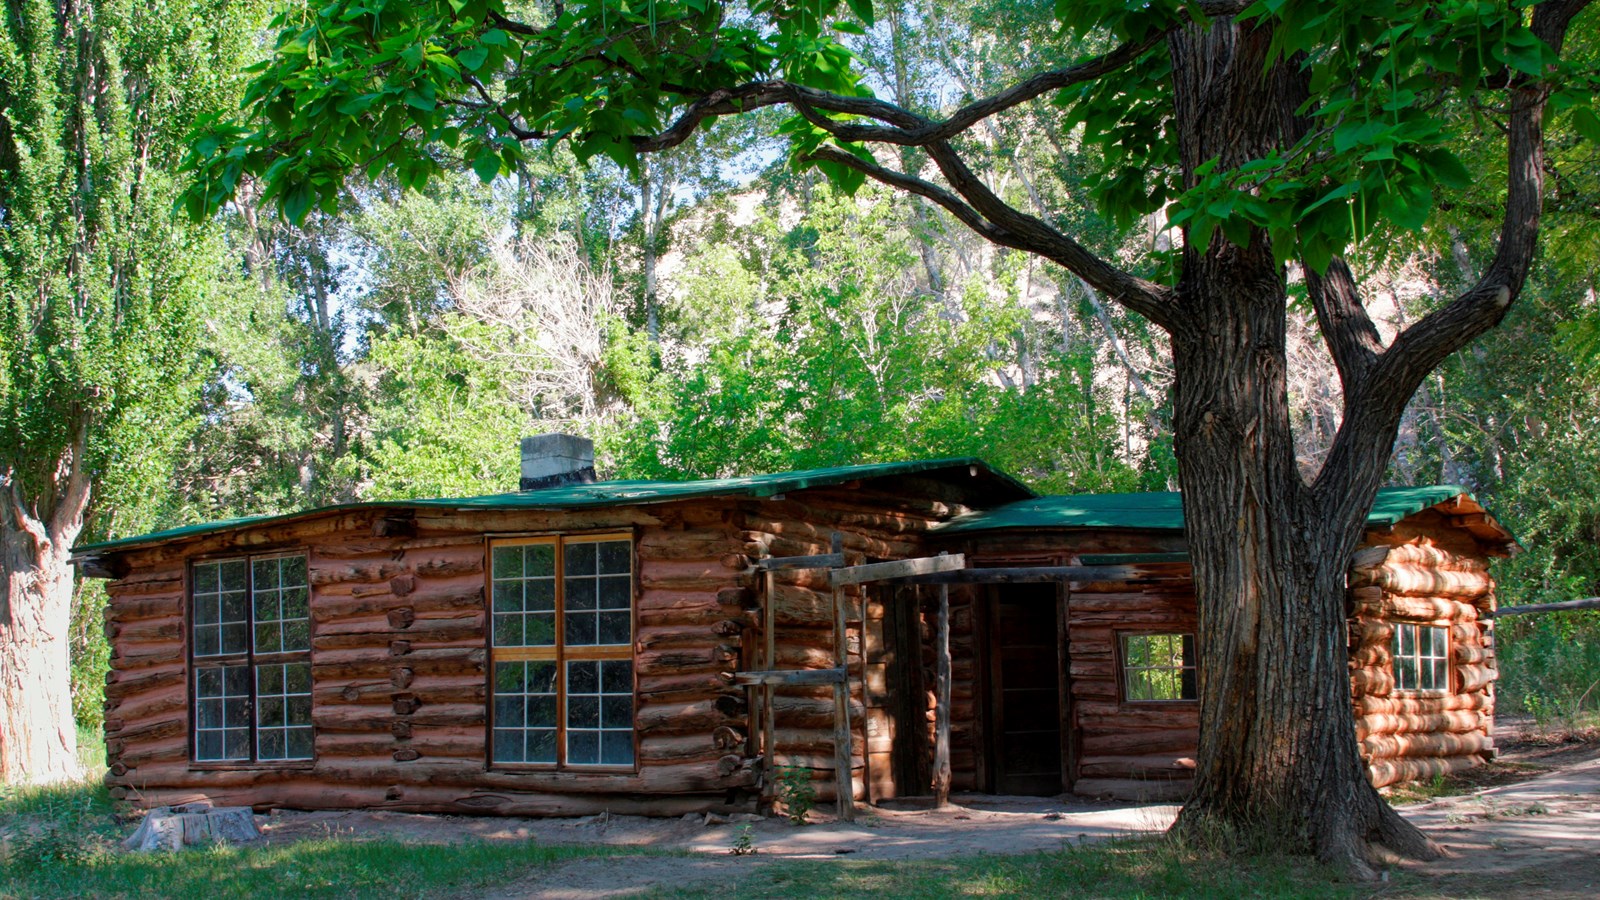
[775, 766, 815, 825]
[729, 824, 756, 856]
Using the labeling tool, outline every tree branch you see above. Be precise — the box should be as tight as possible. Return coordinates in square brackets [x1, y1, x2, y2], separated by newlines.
[1304, 257, 1382, 391]
[1313, 0, 1593, 503]
[922, 139, 1178, 329]
[795, 34, 1164, 147]
[802, 146, 1007, 242]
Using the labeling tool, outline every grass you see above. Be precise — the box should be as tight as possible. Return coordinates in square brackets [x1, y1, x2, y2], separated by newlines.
[659, 836, 1368, 899]
[0, 780, 621, 899]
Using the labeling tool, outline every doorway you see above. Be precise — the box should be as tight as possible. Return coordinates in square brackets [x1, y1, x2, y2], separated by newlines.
[983, 583, 1065, 795]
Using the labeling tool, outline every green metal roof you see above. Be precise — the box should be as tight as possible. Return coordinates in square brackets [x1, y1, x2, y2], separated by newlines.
[936, 484, 1490, 535]
[73, 457, 1030, 556]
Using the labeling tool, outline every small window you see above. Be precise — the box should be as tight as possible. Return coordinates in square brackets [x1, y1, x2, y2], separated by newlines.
[489, 534, 635, 769]
[1392, 624, 1450, 692]
[190, 554, 313, 763]
[1121, 633, 1198, 702]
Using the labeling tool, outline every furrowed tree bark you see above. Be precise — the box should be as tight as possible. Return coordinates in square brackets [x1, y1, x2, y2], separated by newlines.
[1, 463, 88, 784]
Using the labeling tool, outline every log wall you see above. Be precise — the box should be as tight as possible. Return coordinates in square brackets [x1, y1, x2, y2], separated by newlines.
[101, 501, 763, 815]
[1349, 515, 1499, 788]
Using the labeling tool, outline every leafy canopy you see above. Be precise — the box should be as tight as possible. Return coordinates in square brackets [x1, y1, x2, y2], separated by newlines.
[186, 1, 1598, 275]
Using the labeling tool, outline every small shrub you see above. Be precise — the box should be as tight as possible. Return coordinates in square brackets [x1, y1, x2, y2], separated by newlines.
[730, 824, 756, 856]
[775, 766, 816, 825]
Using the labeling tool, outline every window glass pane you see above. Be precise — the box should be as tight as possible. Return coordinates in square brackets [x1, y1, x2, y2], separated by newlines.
[564, 542, 597, 576]
[525, 544, 556, 577]
[494, 729, 524, 763]
[494, 613, 524, 647]
[194, 563, 219, 594]
[254, 558, 279, 590]
[601, 732, 634, 766]
[566, 578, 597, 611]
[568, 730, 600, 766]
[598, 611, 631, 646]
[492, 580, 520, 612]
[495, 696, 524, 728]
[525, 579, 555, 612]
[220, 560, 248, 593]
[597, 541, 631, 575]
[598, 576, 631, 609]
[526, 613, 556, 646]
[565, 612, 598, 646]
[492, 546, 523, 579]
[527, 729, 557, 764]
[281, 555, 307, 589]
[568, 661, 598, 693]
[286, 729, 313, 760]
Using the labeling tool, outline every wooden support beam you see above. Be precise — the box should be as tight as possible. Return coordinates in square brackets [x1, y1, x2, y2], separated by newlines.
[733, 668, 847, 687]
[1489, 597, 1600, 619]
[756, 552, 846, 572]
[762, 566, 777, 812]
[831, 553, 966, 587]
[932, 583, 951, 808]
[899, 565, 1147, 585]
[832, 581, 855, 822]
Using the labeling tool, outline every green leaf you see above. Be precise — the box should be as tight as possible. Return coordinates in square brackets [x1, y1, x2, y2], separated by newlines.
[458, 46, 488, 73]
[470, 146, 501, 183]
[844, 0, 875, 28]
[1572, 106, 1600, 145]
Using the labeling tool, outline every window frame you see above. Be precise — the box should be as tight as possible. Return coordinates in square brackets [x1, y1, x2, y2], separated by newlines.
[1390, 622, 1451, 695]
[1116, 630, 1199, 704]
[186, 549, 315, 769]
[485, 531, 638, 773]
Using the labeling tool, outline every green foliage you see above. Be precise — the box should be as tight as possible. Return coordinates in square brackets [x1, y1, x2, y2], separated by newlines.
[69, 581, 112, 736]
[599, 186, 1170, 492]
[776, 766, 817, 824]
[357, 315, 529, 499]
[729, 824, 757, 855]
[1498, 613, 1600, 728]
[1, 1, 265, 540]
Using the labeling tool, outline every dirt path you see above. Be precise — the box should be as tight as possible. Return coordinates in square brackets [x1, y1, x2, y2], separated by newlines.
[249, 730, 1599, 899]
[1391, 753, 1600, 898]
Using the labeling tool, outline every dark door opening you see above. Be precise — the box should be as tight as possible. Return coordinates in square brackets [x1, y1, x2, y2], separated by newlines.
[984, 583, 1064, 796]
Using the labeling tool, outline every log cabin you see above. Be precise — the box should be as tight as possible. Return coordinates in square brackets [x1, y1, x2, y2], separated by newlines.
[72, 436, 1516, 815]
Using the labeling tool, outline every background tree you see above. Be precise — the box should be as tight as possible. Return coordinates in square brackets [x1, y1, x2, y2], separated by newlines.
[0, 0, 265, 781]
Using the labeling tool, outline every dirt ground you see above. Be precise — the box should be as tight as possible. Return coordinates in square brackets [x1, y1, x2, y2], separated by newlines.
[246, 723, 1600, 899]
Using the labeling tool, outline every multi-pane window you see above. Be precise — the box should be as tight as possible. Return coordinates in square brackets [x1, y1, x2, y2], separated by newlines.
[190, 554, 313, 763]
[1121, 633, 1198, 702]
[490, 534, 635, 768]
[1392, 624, 1450, 692]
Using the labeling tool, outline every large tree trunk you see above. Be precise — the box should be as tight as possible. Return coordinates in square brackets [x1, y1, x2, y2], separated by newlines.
[1164, 19, 1435, 874]
[0, 511, 83, 784]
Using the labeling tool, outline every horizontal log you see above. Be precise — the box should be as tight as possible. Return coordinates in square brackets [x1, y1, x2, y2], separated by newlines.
[106, 595, 183, 622]
[114, 782, 752, 817]
[1355, 710, 1485, 741]
[1363, 731, 1494, 760]
[412, 556, 483, 578]
[1075, 703, 1199, 729]
[1349, 667, 1394, 697]
[635, 699, 741, 734]
[1356, 693, 1493, 716]
[1080, 728, 1198, 756]
[317, 585, 484, 621]
[833, 553, 965, 586]
[1078, 754, 1196, 777]
[1350, 565, 1491, 599]
[637, 671, 737, 702]
[309, 562, 409, 586]
[635, 644, 739, 676]
[1352, 542, 1487, 573]
[1349, 590, 1478, 623]
[639, 734, 724, 764]
[1369, 754, 1483, 788]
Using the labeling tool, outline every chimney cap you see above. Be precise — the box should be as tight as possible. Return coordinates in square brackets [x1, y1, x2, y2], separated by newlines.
[520, 433, 597, 491]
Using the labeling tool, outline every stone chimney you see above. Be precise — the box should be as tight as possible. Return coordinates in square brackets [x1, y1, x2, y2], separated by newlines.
[520, 434, 597, 491]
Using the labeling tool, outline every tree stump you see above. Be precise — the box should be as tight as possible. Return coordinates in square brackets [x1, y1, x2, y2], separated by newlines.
[123, 802, 261, 852]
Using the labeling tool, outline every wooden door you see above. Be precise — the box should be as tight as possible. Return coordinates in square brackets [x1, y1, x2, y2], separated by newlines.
[986, 584, 1064, 795]
[863, 584, 929, 799]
